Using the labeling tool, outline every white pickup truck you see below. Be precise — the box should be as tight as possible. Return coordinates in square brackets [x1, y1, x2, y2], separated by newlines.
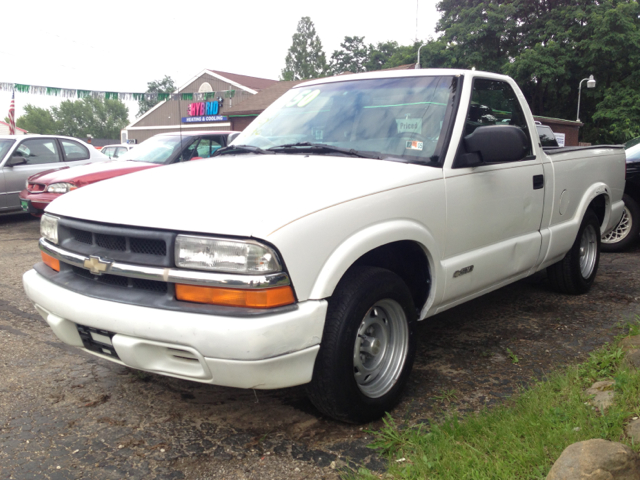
[23, 69, 625, 423]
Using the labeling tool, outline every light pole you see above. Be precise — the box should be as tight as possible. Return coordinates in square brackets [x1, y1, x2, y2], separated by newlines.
[576, 75, 596, 122]
[415, 44, 427, 69]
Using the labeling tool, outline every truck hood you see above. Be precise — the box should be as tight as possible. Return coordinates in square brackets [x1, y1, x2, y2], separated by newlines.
[46, 154, 441, 238]
[29, 160, 158, 187]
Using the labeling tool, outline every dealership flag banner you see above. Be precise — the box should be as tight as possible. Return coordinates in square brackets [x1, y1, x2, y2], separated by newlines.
[0, 82, 235, 101]
[7, 91, 15, 135]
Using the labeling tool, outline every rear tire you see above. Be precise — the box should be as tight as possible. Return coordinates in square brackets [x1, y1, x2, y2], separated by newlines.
[307, 266, 417, 424]
[547, 209, 600, 294]
[601, 194, 640, 252]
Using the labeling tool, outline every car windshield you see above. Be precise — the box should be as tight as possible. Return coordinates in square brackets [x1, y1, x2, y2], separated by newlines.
[626, 142, 640, 163]
[118, 136, 197, 164]
[231, 75, 458, 165]
[0, 139, 16, 163]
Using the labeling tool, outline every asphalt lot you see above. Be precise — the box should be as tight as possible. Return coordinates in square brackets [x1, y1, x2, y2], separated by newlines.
[2, 212, 640, 479]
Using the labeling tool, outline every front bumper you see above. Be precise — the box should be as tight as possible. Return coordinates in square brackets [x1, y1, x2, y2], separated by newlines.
[19, 190, 60, 211]
[23, 269, 327, 389]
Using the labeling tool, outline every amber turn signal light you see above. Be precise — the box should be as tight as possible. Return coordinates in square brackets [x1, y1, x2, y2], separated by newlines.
[41, 251, 60, 272]
[175, 284, 295, 309]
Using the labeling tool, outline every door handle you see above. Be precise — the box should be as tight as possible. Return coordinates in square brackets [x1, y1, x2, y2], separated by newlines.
[533, 175, 544, 190]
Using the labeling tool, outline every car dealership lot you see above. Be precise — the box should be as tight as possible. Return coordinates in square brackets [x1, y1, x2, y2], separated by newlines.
[2, 213, 640, 479]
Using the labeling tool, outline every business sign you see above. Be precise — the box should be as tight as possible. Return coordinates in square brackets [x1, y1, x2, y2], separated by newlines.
[182, 115, 228, 123]
[555, 132, 566, 147]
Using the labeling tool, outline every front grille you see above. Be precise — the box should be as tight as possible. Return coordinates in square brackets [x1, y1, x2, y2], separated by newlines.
[70, 228, 92, 245]
[28, 183, 46, 193]
[130, 238, 166, 256]
[95, 233, 126, 251]
[71, 266, 168, 294]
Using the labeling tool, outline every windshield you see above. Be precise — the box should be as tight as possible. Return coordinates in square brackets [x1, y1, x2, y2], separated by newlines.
[0, 139, 16, 164]
[627, 142, 640, 163]
[118, 135, 197, 164]
[232, 76, 458, 164]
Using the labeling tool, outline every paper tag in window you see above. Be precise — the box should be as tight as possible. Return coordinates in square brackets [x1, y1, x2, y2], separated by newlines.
[405, 141, 424, 151]
[396, 118, 422, 134]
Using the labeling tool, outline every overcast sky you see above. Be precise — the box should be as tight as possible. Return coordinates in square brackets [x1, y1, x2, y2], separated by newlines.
[1, 0, 440, 123]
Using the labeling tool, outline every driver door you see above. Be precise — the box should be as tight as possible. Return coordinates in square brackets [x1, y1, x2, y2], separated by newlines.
[439, 78, 545, 308]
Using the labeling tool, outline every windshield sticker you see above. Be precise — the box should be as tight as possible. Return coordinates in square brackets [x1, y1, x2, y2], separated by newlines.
[285, 91, 311, 107]
[313, 128, 324, 141]
[406, 141, 424, 151]
[297, 90, 321, 107]
[396, 118, 422, 134]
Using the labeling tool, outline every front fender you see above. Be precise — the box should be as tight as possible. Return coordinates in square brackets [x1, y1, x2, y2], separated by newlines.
[308, 220, 442, 318]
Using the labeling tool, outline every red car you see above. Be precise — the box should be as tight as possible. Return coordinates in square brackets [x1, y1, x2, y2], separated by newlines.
[20, 131, 238, 216]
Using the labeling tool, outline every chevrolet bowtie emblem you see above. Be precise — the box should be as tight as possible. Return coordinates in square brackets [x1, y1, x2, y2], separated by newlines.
[84, 255, 112, 275]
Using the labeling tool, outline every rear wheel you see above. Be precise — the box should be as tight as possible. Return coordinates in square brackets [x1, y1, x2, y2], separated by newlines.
[547, 209, 600, 294]
[601, 194, 640, 252]
[307, 267, 417, 424]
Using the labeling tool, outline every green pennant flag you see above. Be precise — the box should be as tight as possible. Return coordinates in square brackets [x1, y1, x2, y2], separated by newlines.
[229, 89, 235, 98]
[46, 87, 61, 96]
[181, 93, 193, 101]
[77, 90, 91, 98]
[105, 92, 118, 100]
[157, 93, 169, 101]
[14, 84, 30, 93]
[133, 93, 144, 100]
[205, 92, 216, 100]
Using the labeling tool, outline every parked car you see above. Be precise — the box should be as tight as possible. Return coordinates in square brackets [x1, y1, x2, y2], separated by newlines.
[100, 144, 135, 159]
[19, 131, 239, 216]
[0, 135, 106, 215]
[23, 69, 625, 423]
[536, 124, 559, 147]
[601, 137, 640, 251]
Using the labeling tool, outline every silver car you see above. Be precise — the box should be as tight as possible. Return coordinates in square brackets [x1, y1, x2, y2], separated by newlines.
[0, 135, 107, 214]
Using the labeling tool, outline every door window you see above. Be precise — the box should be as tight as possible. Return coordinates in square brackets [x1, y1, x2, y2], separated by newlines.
[61, 139, 90, 161]
[115, 147, 128, 158]
[466, 79, 532, 156]
[195, 138, 223, 158]
[102, 147, 116, 158]
[15, 139, 62, 165]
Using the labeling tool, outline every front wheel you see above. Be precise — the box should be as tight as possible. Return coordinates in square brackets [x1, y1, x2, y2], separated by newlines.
[601, 194, 640, 252]
[307, 267, 417, 424]
[547, 209, 600, 294]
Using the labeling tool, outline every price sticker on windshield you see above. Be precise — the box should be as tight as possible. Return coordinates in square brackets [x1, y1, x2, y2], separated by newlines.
[396, 118, 422, 134]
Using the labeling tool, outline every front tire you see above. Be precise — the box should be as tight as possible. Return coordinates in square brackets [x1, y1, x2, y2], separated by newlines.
[601, 194, 640, 252]
[307, 267, 417, 424]
[547, 209, 600, 294]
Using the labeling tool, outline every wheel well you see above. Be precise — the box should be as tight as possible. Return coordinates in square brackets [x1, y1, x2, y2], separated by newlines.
[588, 194, 606, 228]
[350, 241, 430, 313]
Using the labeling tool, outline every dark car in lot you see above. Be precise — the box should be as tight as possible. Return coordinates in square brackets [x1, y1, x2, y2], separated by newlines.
[19, 131, 239, 216]
[601, 138, 640, 251]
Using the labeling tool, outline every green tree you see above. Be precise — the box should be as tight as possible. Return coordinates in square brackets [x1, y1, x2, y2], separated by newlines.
[363, 41, 400, 71]
[136, 75, 176, 117]
[14, 105, 58, 134]
[330, 36, 369, 74]
[281, 17, 328, 81]
[52, 97, 129, 139]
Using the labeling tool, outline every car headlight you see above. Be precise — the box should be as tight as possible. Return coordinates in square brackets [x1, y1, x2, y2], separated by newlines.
[47, 183, 77, 194]
[40, 214, 59, 244]
[175, 235, 282, 274]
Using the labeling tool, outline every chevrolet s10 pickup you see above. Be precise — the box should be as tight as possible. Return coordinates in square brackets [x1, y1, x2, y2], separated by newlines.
[23, 69, 626, 423]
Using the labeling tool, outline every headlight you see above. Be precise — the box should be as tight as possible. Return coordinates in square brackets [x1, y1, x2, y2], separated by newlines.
[40, 214, 59, 244]
[47, 183, 77, 194]
[175, 236, 282, 274]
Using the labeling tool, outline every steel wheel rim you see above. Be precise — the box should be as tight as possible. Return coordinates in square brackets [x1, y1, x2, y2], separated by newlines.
[602, 206, 632, 244]
[580, 224, 598, 278]
[353, 299, 409, 398]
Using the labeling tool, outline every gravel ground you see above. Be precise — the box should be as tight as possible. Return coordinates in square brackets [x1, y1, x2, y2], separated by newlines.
[1, 212, 639, 479]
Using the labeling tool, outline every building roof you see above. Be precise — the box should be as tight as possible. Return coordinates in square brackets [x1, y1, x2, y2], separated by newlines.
[208, 70, 278, 91]
[0, 121, 27, 133]
[225, 80, 306, 116]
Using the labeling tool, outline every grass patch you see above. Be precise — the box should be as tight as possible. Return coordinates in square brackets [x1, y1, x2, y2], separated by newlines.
[354, 318, 640, 480]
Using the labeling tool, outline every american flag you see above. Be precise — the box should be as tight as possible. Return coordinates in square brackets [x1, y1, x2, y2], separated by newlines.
[7, 91, 15, 135]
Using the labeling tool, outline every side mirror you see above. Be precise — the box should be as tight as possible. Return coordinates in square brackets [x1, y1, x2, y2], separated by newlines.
[5, 155, 27, 167]
[456, 126, 529, 168]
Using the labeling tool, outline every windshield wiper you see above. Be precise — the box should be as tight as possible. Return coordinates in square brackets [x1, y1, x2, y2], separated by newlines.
[267, 142, 382, 159]
[214, 145, 274, 156]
